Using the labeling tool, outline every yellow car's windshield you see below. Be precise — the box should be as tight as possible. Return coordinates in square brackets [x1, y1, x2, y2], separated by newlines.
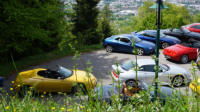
[57, 66, 73, 78]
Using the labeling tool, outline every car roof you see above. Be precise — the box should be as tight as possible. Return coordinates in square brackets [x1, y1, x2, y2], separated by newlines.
[138, 30, 156, 35]
[187, 23, 200, 27]
[112, 34, 133, 39]
[137, 59, 155, 66]
[143, 30, 156, 33]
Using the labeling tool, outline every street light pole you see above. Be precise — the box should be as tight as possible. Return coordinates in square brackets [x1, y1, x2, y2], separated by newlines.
[154, 0, 161, 101]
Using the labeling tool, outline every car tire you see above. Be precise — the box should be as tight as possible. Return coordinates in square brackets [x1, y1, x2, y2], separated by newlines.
[125, 79, 137, 87]
[106, 45, 113, 53]
[137, 48, 144, 56]
[171, 75, 184, 87]
[161, 42, 169, 49]
[72, 83, 86, 95]
[180, 55, 188, 64]
[18, 85, 31, 96]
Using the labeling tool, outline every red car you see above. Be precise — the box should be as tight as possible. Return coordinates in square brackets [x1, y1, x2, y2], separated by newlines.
[182, 23, 200, 33]
[163, 44, 198, 64]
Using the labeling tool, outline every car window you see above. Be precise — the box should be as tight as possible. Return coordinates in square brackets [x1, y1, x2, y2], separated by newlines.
[139, 65, 155, 72]
[120, 38, 130, 43]
[121, 61, 136, 71]
[143, 33, 155, 38]
[160, 64, 169, 71]
[132, 35, 142, 43]
[173, 29, 183, 33]
[57, 66, 73, 78]
[115, 37, 120, 40]
[191, 25, 200, 29]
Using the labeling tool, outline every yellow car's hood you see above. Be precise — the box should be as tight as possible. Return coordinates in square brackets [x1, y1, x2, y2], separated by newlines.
[67, 70, 97, 89]
[70, 70, 96, 82]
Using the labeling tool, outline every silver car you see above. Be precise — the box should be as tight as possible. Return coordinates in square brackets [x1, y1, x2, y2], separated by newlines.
[111, 59, 192, 87]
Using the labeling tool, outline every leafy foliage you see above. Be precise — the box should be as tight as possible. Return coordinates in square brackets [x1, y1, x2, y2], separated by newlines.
[72, 0, 101, 45]
[100, 4, 113, 40]
[131, 1, 192, 32]
[0, 0, 66, 62]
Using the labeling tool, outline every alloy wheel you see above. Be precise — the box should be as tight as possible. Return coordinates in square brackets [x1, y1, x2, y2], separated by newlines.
[137, 48, 144, 56]
[106, 46, 113, 53]
[162, 42, 169, 49]
[172, 75, 184, 87]
[180, 55, 188, 64]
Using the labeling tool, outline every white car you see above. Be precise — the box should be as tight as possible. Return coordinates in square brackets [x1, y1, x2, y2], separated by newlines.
[111, 59, 192, 87]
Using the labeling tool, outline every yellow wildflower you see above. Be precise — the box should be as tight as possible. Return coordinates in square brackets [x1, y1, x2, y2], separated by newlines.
[43, 91, 46, 95]
[58, 92, 62, 94]
[60, 107, 65, 111]
[52, 107, 56, 110]
[10, 88, 13, 91]
[11, 81, 15, 84]
[80, 106, 84, 109]
[5, 106, 9, 110]
[67, 108, 72, 111]
[17, 85, 20, 87]
[41, 95, 44, 98]
[28, 91, 32, 95]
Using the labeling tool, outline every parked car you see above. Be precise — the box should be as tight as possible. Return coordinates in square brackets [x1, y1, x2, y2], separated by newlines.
[163, 28, 200, 43]
[93, 80, 180, 104]
[135, 30, 181, 49]
[0, 77, 4, 86]
[189, 78, 200, 95]
[163, 44, 198, 64]
[111, 59, 192, 87]
[182, 23, 200, 33]
[13, 65, 97, 93]
[103, 34, 155, 55]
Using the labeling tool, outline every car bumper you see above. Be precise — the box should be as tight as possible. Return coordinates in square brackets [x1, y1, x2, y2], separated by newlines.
[163, 54, 180, 62]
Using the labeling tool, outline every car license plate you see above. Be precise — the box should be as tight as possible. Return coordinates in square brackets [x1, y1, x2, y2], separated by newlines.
[165, 55, 170, 59]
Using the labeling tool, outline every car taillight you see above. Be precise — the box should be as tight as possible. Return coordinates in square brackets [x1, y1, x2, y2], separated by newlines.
[170, 50, 176, 56]
[112, 70, 118, 78]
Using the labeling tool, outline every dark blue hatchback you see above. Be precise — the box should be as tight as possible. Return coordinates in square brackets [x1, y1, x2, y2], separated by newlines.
[103, 34, 155, 55]
[136, 30, 181, 49]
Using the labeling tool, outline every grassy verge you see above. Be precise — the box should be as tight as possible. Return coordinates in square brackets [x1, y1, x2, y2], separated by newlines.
[0, 44, 103, 77]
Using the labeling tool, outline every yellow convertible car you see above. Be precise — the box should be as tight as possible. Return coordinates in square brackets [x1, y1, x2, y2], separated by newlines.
[13, 65, 97, 93]
[189, 78, 200, 95]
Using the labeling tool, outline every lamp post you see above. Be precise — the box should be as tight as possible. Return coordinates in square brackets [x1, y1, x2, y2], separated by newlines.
[150, 0, 168, 101]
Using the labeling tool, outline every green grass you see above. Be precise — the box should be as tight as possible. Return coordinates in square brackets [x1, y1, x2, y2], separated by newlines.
[0, 82, 199, 112]
[0, 44, 103, 77]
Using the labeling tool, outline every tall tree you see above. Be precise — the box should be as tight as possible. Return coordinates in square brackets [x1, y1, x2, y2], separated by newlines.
[72, 0, 100, 45]
[0, 0, 66, 62]
[101, 3, 113, 40]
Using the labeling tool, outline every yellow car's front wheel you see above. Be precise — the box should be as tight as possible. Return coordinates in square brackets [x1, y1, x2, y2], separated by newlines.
[71, 83, 87, 95]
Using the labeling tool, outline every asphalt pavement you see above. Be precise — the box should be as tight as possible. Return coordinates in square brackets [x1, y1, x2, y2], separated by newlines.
[2, 49, 200, 96]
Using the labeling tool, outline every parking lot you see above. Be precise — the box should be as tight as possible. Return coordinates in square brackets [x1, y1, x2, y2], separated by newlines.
[3, 49, 200, 96]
